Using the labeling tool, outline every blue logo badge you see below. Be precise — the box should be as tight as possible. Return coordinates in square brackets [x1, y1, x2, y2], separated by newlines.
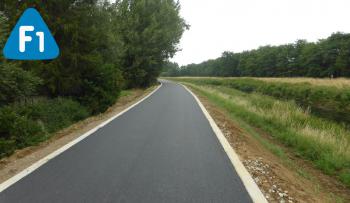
[3, 8, 59, 60]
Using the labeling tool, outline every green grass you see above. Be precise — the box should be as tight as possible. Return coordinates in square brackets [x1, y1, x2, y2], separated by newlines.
[170, 78, 350, 188]
[120, 90, 132, 97]
[168, 77, 350, 126]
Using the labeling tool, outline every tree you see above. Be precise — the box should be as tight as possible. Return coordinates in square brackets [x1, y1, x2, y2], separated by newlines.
[169, 33, 350, 78]
[1, 0, 187, 112]
[0, 11, 8, 57]
[161, 61, 180, 76]
[0, 11, 41, 106]
[116, 0, 187, 87]
[1, 0, 126, 113]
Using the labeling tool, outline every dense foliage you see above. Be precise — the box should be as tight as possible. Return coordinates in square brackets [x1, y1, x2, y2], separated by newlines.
[0, 98, 89, 157]
[164, 33, 350, 78]
[160, 61, 180, 76]
[117, 0, 187, 87]
[0, 0, 186, 157]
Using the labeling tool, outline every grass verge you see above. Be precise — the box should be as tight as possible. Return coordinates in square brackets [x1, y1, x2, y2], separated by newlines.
[170, 77, 350, 125]
[173, 80, 350, 188]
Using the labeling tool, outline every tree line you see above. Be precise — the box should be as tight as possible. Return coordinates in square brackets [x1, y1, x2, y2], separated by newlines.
[0, 0, 186, 157]
[162, 32, 350, 78]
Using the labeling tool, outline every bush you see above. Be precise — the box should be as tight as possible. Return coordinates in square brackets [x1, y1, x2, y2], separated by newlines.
[0, 98, 89, 157]
[0, 63, 42, 107]
[80, 63, 123, 114]
[26, 98, 89, 133]
[0, 138, 16, 157]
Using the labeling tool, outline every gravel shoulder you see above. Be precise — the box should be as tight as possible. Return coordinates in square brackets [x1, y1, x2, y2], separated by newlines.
[0, 86, 157, 184]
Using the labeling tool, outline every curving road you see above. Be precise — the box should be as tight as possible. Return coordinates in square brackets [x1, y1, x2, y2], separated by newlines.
[0, 81, 252, 203]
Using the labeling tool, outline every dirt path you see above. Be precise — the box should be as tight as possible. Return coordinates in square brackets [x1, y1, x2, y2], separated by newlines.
[191, 88, 350, 203]
[0, 86, 157, 184]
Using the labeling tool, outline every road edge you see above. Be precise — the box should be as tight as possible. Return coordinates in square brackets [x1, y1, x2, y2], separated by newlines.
[0, 83, 163, 193]
[181, 83, 268, 203]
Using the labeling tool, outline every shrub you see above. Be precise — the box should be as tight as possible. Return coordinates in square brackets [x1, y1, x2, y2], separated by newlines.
[0, 98, 89, 157]
[81, 63, 123, 114]
[0, 63, 42, 107]
[26, 98, 90, 133]
[0, 138, 16, 157]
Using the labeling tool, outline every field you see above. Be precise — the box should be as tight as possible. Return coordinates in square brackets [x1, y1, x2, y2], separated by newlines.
[255, 77, 350, 89]
[178, 76, 350, 88]
[166, 77, 350, 188]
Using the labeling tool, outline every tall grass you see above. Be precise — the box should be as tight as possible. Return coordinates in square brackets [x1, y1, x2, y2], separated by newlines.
[169, 77, 350, 126]
[255, 77, 350, 89]
[172, 79, 350, 187]
[173, 76, 350, 88]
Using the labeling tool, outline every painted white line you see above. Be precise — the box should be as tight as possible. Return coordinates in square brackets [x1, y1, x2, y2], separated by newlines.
[181, 84, 268, 203]
[0, 83, 163, 193]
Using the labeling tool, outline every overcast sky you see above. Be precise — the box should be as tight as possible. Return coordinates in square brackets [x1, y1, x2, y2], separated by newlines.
[171, 0, 350, 66]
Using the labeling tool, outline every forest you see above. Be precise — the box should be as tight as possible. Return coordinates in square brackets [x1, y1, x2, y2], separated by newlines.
[162, 32, 350, 78]
[0, 0, 186, 157]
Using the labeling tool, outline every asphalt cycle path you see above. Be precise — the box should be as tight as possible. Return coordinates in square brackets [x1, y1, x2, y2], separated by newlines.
[0, 81, 252, 203]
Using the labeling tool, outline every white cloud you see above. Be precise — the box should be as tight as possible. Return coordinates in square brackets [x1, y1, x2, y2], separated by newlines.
[172, 0, 350, 65]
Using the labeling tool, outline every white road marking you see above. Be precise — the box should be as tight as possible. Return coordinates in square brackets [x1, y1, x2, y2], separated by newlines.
[181, 84, 268, 203]
[0, 83, 162, 193]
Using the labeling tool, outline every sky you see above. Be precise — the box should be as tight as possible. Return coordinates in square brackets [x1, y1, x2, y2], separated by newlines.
[171, 0, 350, 66]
